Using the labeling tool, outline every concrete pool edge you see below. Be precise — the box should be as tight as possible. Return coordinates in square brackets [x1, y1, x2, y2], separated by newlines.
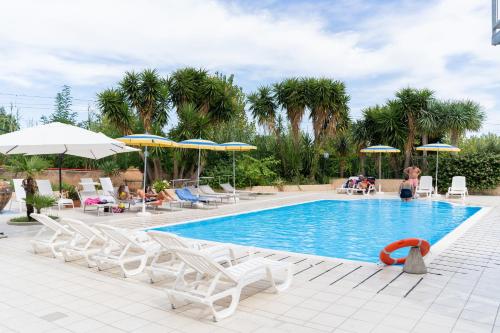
[424, 205, 492, 264]
[146, 197, 487, 268]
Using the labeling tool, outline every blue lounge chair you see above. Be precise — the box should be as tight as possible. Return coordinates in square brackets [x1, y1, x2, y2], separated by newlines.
[175, 188, 218, 207]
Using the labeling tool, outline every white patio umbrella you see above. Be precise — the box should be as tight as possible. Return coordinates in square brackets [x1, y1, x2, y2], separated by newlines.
[177, 139, 224, 192]
[219, 142, 257, 196]
[0, 122, 139, 191]
[416, 143, 460, 196]
[360, 145, 400, 194]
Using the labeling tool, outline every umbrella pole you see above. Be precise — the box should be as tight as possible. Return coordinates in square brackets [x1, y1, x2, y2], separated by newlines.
[435, 150, 439, 195]
[142, 146, 148, 214]
[378, 153, 382, 193]
[233, 151, 236, 198]
[58, 153, 64, 193]
[197, 148, 201, 197]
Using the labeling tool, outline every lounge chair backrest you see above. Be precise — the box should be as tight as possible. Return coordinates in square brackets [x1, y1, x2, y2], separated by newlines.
[419, 176, 433, 190]
[147, 230, 190, 249]
[220, 183, 234, 193]
[172, 247, 236, 283]
[36, 179, 55, 197]
[95, 224, 143, 250]
[80, 178, 97, 192]
[64, 218, 106, 242]
[176, 188, 197, 201]
[12, 179, 26, 200]
[200, 185, 216, 195]
[31, 213, 73, 236]
[451, 176, 466, 190]
[99, 177, 115, 196]
[165, 189, 180, 201]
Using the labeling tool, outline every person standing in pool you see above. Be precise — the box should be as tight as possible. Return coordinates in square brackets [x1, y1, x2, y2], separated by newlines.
[404, 165, 421, 188]
[399, 174, 414, 202]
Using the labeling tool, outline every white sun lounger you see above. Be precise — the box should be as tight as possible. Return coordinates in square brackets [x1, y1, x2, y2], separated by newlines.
[30, 213, 74, 258]
[336, 177, 358, 194]
[92, 224, 160, 277]
[36, 179, 74, 210]
[10, 179, 26, 212]
[166, 247, 293, 321]
[60, 218, 109, 267]
[80, 178, 98, 194]
[220, 183, 257, 199]
[446, 176, 468, 199]
[146, 231, 236, 283]
[98, 177, 118, 203]
[199, 185, 236, 202]
[416, 176, 433, 197]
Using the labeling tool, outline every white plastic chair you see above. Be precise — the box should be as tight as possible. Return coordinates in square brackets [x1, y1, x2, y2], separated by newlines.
[9, 179, 26, 212]
[446, 176, 468, 199]
[146, 230, 236, 283]
[30, 213, 74, 258]
[92, 224, 160, 277]
[61, 218, 109, 267]
[36, 179, 74, 210]
[98, 177, 117, 203]
[416, 176, 433, 197]
[80, 178, 98, 193]
[167, 247, 293, 321]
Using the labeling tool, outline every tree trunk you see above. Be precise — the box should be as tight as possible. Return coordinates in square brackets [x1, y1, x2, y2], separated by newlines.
[422, 134, 428, 172]
[22, 177, 35, 221]
[450, 130, 459, 147]
[339, 159, 345, 178]
[151, 157, 163, 180]
[359, 154, 366, 175]
[404, 116, 416, 169]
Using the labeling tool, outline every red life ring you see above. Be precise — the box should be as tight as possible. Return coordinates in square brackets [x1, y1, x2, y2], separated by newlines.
[379, 238, 430, 265]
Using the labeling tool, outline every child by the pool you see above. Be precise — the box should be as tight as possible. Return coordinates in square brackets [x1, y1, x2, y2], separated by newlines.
[399, 174, 414, 202]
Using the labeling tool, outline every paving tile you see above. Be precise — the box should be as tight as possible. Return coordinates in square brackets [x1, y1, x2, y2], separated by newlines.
[337, 318, 376, 333]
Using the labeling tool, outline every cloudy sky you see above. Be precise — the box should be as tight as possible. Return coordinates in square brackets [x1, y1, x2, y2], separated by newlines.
[0, 0, 499, 134]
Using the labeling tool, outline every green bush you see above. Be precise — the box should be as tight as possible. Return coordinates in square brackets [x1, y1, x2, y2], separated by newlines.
[152, 180, 170, 193]
[438, 153, 500, 192]
[99, 160, 120, 177]
[61, 182, 79, 200]
[236, 155, 279, 187]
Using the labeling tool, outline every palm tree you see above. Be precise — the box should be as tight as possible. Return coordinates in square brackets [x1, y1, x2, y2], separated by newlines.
[394, 88, 434, 168]
[7, 156, 49, 220]
[98, 69, 170, 180]
[274, 78, 308, 143]
[351, 119, 372, 174]
[168, 67, 206, 111]
[439, 100, 485, 146]
[247, 86, 277, 133]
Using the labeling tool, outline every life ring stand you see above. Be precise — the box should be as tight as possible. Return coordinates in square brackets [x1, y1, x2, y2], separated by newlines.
[380, 238, 430, 265]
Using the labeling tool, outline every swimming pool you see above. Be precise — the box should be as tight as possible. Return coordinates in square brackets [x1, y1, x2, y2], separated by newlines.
[151, 199, 481, 263]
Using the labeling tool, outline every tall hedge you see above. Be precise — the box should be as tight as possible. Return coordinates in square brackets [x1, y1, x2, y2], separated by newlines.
[437, 153, 500, 192]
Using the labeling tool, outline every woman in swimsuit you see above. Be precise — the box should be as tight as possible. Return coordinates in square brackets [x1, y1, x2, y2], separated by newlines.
[399, 174, 414, 202]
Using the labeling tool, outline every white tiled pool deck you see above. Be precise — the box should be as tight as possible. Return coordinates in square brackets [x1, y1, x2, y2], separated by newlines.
[0, 192, 499, 333]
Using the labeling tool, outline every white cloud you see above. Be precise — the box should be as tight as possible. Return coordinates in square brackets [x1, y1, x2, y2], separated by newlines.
[0, 0, 498, 133]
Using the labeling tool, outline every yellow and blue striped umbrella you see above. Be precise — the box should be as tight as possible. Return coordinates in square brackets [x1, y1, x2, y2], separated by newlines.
[360, 145, 400, 153]
[116, 134, 178, 147]
[220, 142, 257, 196]
[416, 143, 460, 152]
[116, 133, 178, 216]
[177, 139, 224, 191]
[360, 145, 400, 193]
[177, 138, 224, 151]
[416, 143, 460, 196]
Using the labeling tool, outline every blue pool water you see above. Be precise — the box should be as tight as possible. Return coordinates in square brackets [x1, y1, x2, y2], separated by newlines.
[152, 200, 481, 263]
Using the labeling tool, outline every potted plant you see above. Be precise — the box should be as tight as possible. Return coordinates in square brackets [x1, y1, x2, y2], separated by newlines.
[152, 179, 170, 193]
[24, 194, 57, 214]
[61, 183, 80, 207]
[7, 156, 49, 221]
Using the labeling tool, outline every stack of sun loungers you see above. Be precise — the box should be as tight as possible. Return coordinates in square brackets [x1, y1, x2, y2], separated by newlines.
[28, 213, 293, 321]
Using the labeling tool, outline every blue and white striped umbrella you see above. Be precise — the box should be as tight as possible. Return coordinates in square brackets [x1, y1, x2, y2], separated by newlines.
[220, 142, 257, 196]
[417, 143, 461, 196]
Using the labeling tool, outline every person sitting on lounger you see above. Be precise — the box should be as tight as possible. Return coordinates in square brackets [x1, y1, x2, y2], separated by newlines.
[399, 175, 414, 202]
[357, 176, 370, 191]
[117, 185, 132, 200]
